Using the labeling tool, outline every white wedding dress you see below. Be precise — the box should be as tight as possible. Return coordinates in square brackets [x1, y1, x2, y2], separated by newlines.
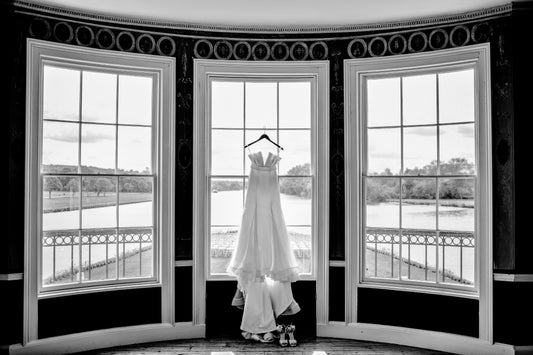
[227, 151, 300, 334]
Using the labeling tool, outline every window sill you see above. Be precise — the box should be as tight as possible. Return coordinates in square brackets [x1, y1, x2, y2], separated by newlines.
[358, 279, 479, 299]
[38, 280, 161, 299]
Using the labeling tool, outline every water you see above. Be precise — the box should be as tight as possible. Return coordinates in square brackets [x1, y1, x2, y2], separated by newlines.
[43, 193, 475, 283]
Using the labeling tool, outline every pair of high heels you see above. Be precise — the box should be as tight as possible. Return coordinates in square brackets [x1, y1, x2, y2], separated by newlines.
[277, 324, 297, 347]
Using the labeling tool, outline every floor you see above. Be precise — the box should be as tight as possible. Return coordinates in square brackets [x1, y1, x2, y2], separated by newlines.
[81, 337, 450, 354]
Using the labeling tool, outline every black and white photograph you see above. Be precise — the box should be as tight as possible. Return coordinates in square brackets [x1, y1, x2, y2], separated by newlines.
[1, 0, 532, 354]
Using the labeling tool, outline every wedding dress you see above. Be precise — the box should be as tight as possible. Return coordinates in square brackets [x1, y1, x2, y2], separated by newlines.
[227, 151, 300, 334]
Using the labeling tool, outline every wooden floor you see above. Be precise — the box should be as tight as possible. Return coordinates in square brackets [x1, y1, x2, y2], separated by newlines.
[81, 337, 450, 354]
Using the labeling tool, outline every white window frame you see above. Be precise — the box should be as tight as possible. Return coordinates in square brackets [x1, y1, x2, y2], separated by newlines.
[344, 44, 492, 339]
[24, 39, 176, 343]
[193, 59, 329, 325]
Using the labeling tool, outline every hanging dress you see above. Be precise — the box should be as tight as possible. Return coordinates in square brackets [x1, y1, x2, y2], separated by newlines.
[227, 151, 300, 334]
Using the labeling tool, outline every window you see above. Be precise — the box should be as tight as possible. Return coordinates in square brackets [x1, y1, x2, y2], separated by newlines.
[345, 45, 491, 297]
[194, 60, 329, 284]
[26, 40, 175, 299]
[209, 79, 313, 276]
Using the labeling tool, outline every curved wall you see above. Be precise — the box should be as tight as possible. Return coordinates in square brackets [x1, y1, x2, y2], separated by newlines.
[1, 1, 532, 351]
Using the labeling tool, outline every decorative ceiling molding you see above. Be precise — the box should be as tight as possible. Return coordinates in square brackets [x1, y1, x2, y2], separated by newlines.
[13, 0, 512, 34]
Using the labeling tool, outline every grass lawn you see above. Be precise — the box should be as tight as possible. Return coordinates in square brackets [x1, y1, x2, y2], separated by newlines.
[43, 192, 152, 212]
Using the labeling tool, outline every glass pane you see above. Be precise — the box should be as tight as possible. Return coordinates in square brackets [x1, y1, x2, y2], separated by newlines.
[439, 69, 475, 124]
[42, 121, 79, 173]
[212, 81, 244, 128]
[42, 239, 78, 285]
[364, 228, 399, 279]
[119, 177, 153, 228]
[365, 178, 400, 228]
[279, 82, 311, 128]
[367, 77, 400, 127]
[403, 126, 437, 175]
[82, 71, 117, 123]
[278, 130, 310, 176]
[438, 178, 475, 232]
[81, 123, 116, 172]
[80, 229, 117, 281]
[367, 128, 401, 176]
[245, 82, 277, 128]
[81, 176, 117, 229]
[42, 176, 80, 231]
[211, 226, 239, 274]
[118, 126, 151, 174]
[212, 129, 243, 175]
[118, 75, 153, 125]
[403, 74, 437, 125]
[439, 124, 475, 175]
[279, 177, 312, 226]
[401, 232, 438, 282]
[439, 233, 475, 285]
[211, 178, 245, 226]
[402, 178, 436, 230]
[118, 228, 152, 279]
[244, 130, 277, 174]
[43, 65, 80, 122]
[287, 226, 312, 274]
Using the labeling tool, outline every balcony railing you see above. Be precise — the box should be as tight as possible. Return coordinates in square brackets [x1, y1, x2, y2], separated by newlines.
[42, 227, 152, 285]
[365, 227, 475, 285]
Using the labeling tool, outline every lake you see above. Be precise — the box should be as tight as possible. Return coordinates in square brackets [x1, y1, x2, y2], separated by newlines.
[42, 192, 475, 284]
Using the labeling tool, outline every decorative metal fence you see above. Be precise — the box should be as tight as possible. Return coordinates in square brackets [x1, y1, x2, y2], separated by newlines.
[365, 227, 475, 284]
[42, 227, 153, 284]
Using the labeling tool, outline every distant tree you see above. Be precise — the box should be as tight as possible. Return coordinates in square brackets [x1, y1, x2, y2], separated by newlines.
[66, 179, 79, 193]
[280, 164, 311, 198]
[123, 182, 134, 192]
[43, 177, 62, 199]
[95, 178, 114, 197]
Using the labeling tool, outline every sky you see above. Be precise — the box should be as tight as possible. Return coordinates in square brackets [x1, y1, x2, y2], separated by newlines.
[42, 65, 475, 177]
[42, 65, 153, 173]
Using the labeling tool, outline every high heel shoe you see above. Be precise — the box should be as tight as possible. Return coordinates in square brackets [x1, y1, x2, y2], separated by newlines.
[277, 324, 288, 347]
[286, 324, 297, 347]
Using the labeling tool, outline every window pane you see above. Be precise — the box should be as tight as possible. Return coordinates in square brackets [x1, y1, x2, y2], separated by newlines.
[118, 75, 153, 125]
[211, 226, 239, 274]
[403, 126, 437, 175]
[244, 130, 277, 174]
[403, 74, 436, 125]
[367, 128, 401, 176]
[439, 69, 475, 124]
[245, 82, 277, 128]
[82, 71, 117, 123]
[439, 124, 475, 175]
[81, 123, 116, 172]
[439, 232, 475, 285]
[42, 232, 79, 286]
[402, 230, 438, 282]
[438, 178, 475, 232]
[367, 77, 400, 127]
[212, 81, 244, 128]
[43, 66, 80, 122]
[278, 130, 310, 176]
[119, 177, 153, 228]
[211, 178, 244, 226]
[365, 178, 400, 228]
[279, 177, 312, 226]
[364, 228, 400, 279]
[287, 226, 312, 274]
[42, 176, 80, 231]
[279, 82, 311, 128]
[81, 176, 117, 229]
[212, 129, 243, 175]
[118, 126, 151, 174]
[80, 229, 118, 281]
[42, 121, 79, 173]
[402, 178, 436, 230]
[118, 228, 153, 279]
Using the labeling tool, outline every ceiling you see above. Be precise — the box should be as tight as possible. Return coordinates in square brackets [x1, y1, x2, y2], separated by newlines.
[25, 0, 512, 28]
